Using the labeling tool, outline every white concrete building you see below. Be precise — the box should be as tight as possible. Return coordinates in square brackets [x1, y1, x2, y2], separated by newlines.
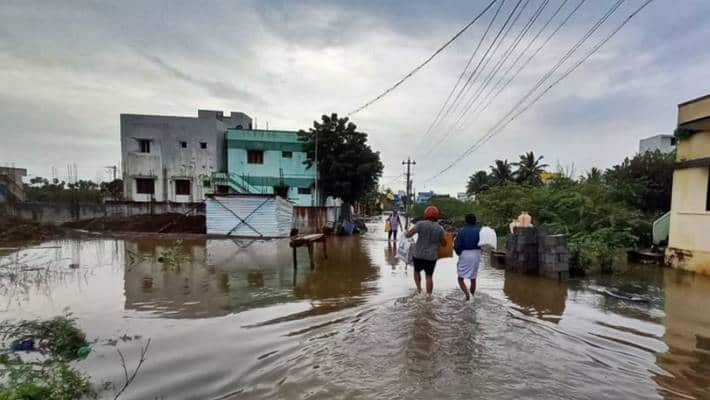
[639, 134, 676, 154]
[120, 109, 252, 203]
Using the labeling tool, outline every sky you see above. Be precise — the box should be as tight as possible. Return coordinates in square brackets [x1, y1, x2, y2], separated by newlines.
[1, 0, 709, 195]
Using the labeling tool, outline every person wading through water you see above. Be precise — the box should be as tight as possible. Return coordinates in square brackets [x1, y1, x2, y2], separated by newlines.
[388, 208, 402, 241]
[454, 213, 481, 301]
[405, 206, 446, 295]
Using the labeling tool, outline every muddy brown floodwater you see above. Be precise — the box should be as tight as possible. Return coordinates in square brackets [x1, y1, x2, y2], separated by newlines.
[1, 220, 710, 399]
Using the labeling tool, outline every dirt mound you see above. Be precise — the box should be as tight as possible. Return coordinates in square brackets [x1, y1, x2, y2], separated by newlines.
[63, 214, 205, 234]
[0, 217, 65, 244]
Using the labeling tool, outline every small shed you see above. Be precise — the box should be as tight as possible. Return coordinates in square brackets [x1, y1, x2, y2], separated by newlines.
[206, 194, 294, 238]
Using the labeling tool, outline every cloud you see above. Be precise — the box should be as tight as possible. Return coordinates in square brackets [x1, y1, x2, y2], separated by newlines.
[140, 54, 268, 108]
[1, 0, 709, 194]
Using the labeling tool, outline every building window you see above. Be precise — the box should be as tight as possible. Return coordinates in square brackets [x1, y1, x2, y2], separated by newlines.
[282, 151, 293, 158]
[135, 178, 154, 194]
[706, 168, 710, 212]
[298, 187, 312, 195]
[247, 150, 264, 164]
[175, 179, 191, 195]
[200, 142, 207, 149]
[180, 141, 187, 148]
[138, 139, 151, 153]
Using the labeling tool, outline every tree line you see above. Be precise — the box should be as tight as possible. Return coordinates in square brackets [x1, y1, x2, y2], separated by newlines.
[24, 177, 123, 203]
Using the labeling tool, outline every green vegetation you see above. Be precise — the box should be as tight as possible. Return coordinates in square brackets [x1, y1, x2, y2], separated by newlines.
[475, 179, 644, 272]
[410, 196, 477, 226]
[25, 178, 123, 203]
[299, 113, 384, 219]
[415, 150, 673, 273]
[0, 315, 95, 400]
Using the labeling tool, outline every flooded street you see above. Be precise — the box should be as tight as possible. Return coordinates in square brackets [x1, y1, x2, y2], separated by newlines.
[2, 221, 710, 399]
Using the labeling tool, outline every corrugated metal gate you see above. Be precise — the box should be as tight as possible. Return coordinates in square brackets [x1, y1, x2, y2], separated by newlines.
[206, 194, 293, 238]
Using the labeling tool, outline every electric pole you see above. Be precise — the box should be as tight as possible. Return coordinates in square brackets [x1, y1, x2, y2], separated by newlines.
[105, 166, 117, 181]
[402, 158, 416, 228]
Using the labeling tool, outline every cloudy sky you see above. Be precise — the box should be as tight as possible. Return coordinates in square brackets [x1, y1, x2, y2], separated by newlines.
[1, 0, 708, 194]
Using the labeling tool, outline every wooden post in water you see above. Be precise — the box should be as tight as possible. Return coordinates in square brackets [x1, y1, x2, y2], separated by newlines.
[307, 243, 314, 269]
[292, 246, 298, 270]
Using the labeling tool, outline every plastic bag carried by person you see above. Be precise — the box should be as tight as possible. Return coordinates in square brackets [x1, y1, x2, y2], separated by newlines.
[397, 238, 414, 265]
[437, 232, 454, 259]
[384, 220, 391, 233]
[478, 226, 497, 249]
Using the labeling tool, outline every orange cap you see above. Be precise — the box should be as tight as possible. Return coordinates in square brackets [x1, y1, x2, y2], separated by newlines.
[424, 206, 440, 221]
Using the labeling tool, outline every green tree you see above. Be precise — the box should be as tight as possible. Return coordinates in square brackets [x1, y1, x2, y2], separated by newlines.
[100, 179, 124, 200]
[466, 170, 491, 195]
[514, 151, 548, 185]
[489, 159, 514, 185]
[582, 167, 603, 183]
[299, 113, 383, 219]
[604, 150, 674, 214]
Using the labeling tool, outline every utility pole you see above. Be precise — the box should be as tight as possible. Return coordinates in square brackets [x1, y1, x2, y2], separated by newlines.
[105, 165, 117, 181]
[402, 157, 416, 228]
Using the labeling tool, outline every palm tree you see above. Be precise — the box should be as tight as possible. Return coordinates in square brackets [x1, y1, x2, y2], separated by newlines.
[466, 170, 491, 195]
[583, 167, 603, 182]
[514, 151, 548, 185]
[489, 159, 514, 185]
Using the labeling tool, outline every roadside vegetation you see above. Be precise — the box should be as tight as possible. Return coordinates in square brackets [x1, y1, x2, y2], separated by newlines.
[410, 150, 673, 273]
[299, 113, 384, 221]
[24, 178, 123, 203]
[0, 314, 94, 400]
[0, 314, 151, 400]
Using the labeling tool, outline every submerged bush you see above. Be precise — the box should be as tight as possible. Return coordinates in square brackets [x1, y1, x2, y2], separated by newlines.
[1, 315, 88, 361]
[474, 178, 642, 272]
[0, 364, 94, 400]
[0, 315, 95, 400]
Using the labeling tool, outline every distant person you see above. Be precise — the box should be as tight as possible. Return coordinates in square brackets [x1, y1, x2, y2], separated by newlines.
[454, 213, 481, 301]
[388, 209, 403, 241]
[405, 206, 446, 295]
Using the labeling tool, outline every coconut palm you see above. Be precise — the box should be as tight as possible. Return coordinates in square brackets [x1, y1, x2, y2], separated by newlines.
[466, 170, 491, 195]
[583, 167, 603, 182]
[489, 159, 514, 185]
[514, 151, 548, 185]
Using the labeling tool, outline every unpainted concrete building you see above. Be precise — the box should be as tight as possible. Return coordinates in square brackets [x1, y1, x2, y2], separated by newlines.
[120, 110, 252, 203]
[639, 134, 676, 154]
[0, 167, 27, 203]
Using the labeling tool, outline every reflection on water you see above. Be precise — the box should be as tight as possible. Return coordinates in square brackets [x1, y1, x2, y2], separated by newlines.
[122, 236, 379, 318]
[503, 270, 567, 322]
[656, 270, 710, 399]
[1, 226, 710, 399]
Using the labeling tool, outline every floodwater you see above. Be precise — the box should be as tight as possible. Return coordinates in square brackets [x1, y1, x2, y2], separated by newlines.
[1, 222, 710, 399]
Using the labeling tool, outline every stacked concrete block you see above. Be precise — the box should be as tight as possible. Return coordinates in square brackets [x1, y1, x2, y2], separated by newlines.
[538, 234, 570, 281]
[505, 227, 540, 273]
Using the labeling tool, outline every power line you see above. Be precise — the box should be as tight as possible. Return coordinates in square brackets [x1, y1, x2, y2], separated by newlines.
[426, 0, 626, 181]
[425, 0, 653, 183]
[346, 0, 499, 117]
[456, 0, 552, 125]
[474, 0, 656, 154]
[436, 0, 526, 132]
[416, 0, 506, 151]
[475, 0, 583, 119]
[424, 0, 549, 157]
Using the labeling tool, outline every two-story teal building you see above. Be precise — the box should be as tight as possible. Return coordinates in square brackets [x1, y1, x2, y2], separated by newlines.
[213, 129, 317, 206]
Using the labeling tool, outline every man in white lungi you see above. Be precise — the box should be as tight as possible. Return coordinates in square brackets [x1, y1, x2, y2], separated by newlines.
[454, 214, 481, 301]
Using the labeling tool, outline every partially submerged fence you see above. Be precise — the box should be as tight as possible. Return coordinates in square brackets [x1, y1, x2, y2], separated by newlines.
[205, 194, 293, 238]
